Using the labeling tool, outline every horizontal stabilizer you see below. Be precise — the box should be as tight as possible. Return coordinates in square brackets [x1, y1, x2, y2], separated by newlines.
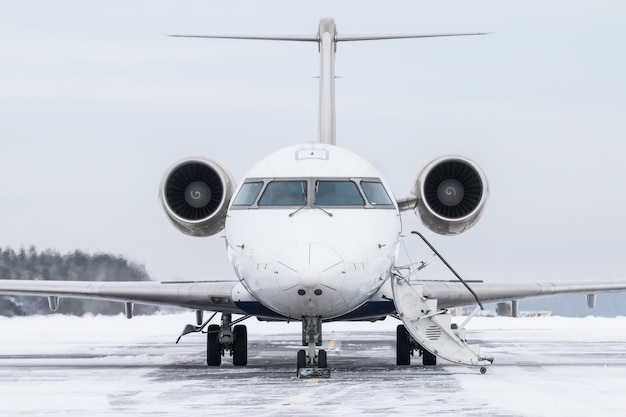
[337, 32, 490, 42]
[166, 32, 489, 43]
[166, 34, 318, 42]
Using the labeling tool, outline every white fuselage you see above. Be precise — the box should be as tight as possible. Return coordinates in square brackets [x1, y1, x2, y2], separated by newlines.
[225, 143, 401, 319]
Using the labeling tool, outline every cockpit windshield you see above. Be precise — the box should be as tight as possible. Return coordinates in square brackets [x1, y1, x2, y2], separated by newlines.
[315, 180, 364, 206]
[231, 177, 394, 209]
[258, 180, 307, 206]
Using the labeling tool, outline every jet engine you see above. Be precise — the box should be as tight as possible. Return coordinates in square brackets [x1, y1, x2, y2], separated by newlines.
[159, 157, 235, 237]
[412, 155, 488, 236]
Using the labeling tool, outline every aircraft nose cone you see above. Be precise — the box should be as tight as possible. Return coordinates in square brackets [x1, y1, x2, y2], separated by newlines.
[272, 242, 346, 295]
[255, 241, 348, 319]
[298, 266, 321, 288]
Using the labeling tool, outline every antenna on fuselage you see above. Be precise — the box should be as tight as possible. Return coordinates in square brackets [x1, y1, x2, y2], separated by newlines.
[167, 19, 489, 146]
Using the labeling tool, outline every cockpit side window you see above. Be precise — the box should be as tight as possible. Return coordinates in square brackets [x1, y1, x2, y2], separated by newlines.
[258, 180, 307, 206]
[232, 181, 264, 206]
[361, 181, 393, 206]
[315, 180, 364, 206]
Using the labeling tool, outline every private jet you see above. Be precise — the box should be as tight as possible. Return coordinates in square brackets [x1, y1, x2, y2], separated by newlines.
[2, 18, 626, 377]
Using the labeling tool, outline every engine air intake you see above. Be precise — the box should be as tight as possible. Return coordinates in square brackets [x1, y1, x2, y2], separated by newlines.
[424, 160, 483, 219]
[159, 157, 235, 237]
[412, 155, 488, 236]
[166, 162, 224, 221]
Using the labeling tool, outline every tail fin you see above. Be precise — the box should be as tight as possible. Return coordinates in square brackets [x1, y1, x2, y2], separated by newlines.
[168, 19, 489, 146]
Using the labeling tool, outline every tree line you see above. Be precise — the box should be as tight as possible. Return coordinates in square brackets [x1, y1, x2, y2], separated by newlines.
[0, 246, 158, 316]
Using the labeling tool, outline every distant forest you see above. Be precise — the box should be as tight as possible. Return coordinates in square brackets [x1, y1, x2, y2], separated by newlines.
[0, 246, 158, 317]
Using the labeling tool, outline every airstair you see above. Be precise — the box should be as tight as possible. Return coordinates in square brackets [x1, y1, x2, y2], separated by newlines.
[391, 231, 493, 369]
[391, 277, 493, 368]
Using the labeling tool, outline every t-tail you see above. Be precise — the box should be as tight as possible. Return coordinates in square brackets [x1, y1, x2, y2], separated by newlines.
[168, 18, 489, 145]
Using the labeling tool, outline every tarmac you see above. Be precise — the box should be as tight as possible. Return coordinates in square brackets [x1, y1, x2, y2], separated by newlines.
[1, 313, 625, 416]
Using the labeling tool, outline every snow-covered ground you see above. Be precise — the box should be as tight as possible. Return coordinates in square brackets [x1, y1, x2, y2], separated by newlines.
[1, 313, 625, 416]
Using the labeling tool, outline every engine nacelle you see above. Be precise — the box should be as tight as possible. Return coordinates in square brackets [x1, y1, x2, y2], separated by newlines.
[412, 155, 488, 236]
[159, 157, 235, 237]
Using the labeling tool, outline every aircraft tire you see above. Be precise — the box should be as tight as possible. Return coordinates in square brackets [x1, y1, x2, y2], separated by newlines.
[207, 324, 222, 366]
[396, 325, 411, 365]
[422, 349, 437, 366]
[232, 325, 248, 366]
[297, 349, 306, 370]
[318, 349, 327, 368]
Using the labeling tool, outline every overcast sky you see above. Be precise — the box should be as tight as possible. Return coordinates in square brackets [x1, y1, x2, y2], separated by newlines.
[1, 1, 625, 286]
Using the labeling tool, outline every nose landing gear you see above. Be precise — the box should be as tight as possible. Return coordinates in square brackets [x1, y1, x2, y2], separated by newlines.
[297, 316, 330, 378]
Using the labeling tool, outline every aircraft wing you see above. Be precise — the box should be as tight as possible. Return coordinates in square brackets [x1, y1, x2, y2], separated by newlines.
[3, 278, 626, 317]
[420, 280, 626, 309]
[0, 279, 246, 314]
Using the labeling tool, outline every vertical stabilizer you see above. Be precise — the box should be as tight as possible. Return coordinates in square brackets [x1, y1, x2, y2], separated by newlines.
[317, 18, 337, 146]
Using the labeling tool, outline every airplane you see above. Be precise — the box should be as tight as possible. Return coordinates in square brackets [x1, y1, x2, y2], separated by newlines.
[2, 18, 626, 377]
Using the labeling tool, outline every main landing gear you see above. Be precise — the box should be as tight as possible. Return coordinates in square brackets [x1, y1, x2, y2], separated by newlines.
[396, 324, 437, 366]
[206, 313, 248, 366]
[176, 311, 249, 367]
[297, 316, 330, 378]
